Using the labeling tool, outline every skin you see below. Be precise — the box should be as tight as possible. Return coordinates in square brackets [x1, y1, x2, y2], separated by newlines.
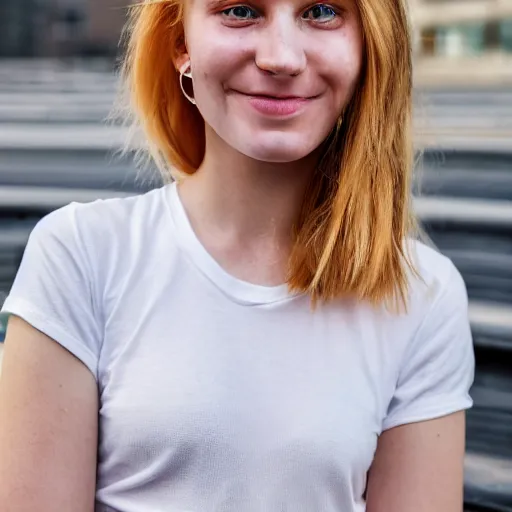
[0, 316, 98, 511]
[176, 0, 363, 286]
[0, 1, 467, 510]
[182, 0, 362, 163]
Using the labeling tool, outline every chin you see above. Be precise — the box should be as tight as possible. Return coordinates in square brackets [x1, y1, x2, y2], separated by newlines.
[236, 132, 321, 163]
[247, 148, 309, 163]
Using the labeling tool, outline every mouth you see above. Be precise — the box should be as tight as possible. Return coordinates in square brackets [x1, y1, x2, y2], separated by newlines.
[231, 90, 319, 117]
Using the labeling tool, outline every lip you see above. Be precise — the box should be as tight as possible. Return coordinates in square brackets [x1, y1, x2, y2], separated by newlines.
[232, 90, 315, 117]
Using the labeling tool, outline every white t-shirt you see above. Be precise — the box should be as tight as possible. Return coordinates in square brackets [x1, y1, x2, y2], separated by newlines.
[2, 183, 475, 512]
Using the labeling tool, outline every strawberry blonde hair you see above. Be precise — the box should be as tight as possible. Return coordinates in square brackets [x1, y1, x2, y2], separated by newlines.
[118, 0, 418, 310]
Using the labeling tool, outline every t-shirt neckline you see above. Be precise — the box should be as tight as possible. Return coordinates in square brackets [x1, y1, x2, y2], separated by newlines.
[165, 182, 297, 306]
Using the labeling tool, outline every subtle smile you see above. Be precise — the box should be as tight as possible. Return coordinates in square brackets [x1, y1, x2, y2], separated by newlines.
[231, 90, 317, 117]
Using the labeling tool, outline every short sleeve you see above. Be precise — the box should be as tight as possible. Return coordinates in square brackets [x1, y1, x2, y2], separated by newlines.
[382, 262, 475, 431]
[1, 203, 102, 379]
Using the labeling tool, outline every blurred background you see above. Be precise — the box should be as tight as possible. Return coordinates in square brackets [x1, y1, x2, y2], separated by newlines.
[0, 0, 511, 510]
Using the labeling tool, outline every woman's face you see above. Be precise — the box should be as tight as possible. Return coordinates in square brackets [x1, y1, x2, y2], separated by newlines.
[179, 0, 363, 163]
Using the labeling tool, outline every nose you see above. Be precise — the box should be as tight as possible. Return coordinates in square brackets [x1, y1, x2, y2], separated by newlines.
[255, 12, 306, 77]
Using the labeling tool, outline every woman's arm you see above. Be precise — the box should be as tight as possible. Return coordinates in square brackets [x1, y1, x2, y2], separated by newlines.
[0, 315, 98, 512]
[366, 412, 466, 512]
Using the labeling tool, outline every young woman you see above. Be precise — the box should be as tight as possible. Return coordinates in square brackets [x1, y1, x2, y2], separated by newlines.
[0, 0, 475, 511]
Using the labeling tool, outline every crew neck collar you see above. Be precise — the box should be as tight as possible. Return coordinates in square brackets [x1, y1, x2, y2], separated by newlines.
[165, 182, 299, 306]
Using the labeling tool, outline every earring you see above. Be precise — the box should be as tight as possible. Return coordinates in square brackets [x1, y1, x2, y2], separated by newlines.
[336, 114, 344, 131]
[179, 62, 196, 105]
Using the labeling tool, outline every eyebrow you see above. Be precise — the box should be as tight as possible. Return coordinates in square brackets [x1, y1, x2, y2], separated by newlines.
[206, 0, 239, 11]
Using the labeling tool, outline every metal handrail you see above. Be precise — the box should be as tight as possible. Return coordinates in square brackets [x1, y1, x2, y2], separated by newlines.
[470, 302, 512, 349]
[416, 196, 512, 228]
[0, 185, 133, 210]
[464, 503, 512, 512]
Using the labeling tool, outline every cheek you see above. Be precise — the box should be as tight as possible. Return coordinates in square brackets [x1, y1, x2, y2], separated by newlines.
[323, 37, 363, 105]
[187, 24, 250, 92]
[345, 26, 364, 82]
[188, 52, 238, 114]
[191, 60, 230, 121]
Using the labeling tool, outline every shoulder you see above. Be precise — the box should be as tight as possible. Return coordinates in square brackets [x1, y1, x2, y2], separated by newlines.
[34, 186, 169, 248]
[369, 239, 471, 362]
[358, 239, 469, 352]
[27, 186, 173, 292]
[45, 186, 167, 228]
[406, 239, 467, 313]
[396, 239, 473, 378]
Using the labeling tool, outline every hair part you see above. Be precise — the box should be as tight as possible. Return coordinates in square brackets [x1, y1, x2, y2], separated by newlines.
[117, 0, 419, 311]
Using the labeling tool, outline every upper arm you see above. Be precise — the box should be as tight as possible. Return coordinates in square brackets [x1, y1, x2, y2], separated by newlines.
[368, 261, 474, 511]
[366, 412, 466, 512]
[0, 315, 98, 512]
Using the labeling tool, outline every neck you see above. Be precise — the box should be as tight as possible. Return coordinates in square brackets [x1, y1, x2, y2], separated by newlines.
[179, 128, 318, 248]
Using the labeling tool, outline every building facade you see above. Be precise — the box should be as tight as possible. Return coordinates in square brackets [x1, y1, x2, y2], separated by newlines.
[1, 0, 511, 86]
[84, 0, 130, 56]
[0, 0, 129, 58]
[410, 0, 512, 86]
[0, 0, 43, 57]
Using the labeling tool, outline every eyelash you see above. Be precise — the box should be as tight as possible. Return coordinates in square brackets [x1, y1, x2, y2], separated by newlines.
[220, 3, 342, 26]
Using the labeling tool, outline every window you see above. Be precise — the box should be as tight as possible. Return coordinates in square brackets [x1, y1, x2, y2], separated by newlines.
[434, 23, 485, 57]
[420, 19, 512, 57]
[501, 19, 512, 52]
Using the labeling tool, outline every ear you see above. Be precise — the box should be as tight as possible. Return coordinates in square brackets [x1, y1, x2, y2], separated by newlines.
[175, 52, 190, 74]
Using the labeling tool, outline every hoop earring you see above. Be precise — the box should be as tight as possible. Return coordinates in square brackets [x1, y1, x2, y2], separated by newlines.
[179, 63, 196, 105]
